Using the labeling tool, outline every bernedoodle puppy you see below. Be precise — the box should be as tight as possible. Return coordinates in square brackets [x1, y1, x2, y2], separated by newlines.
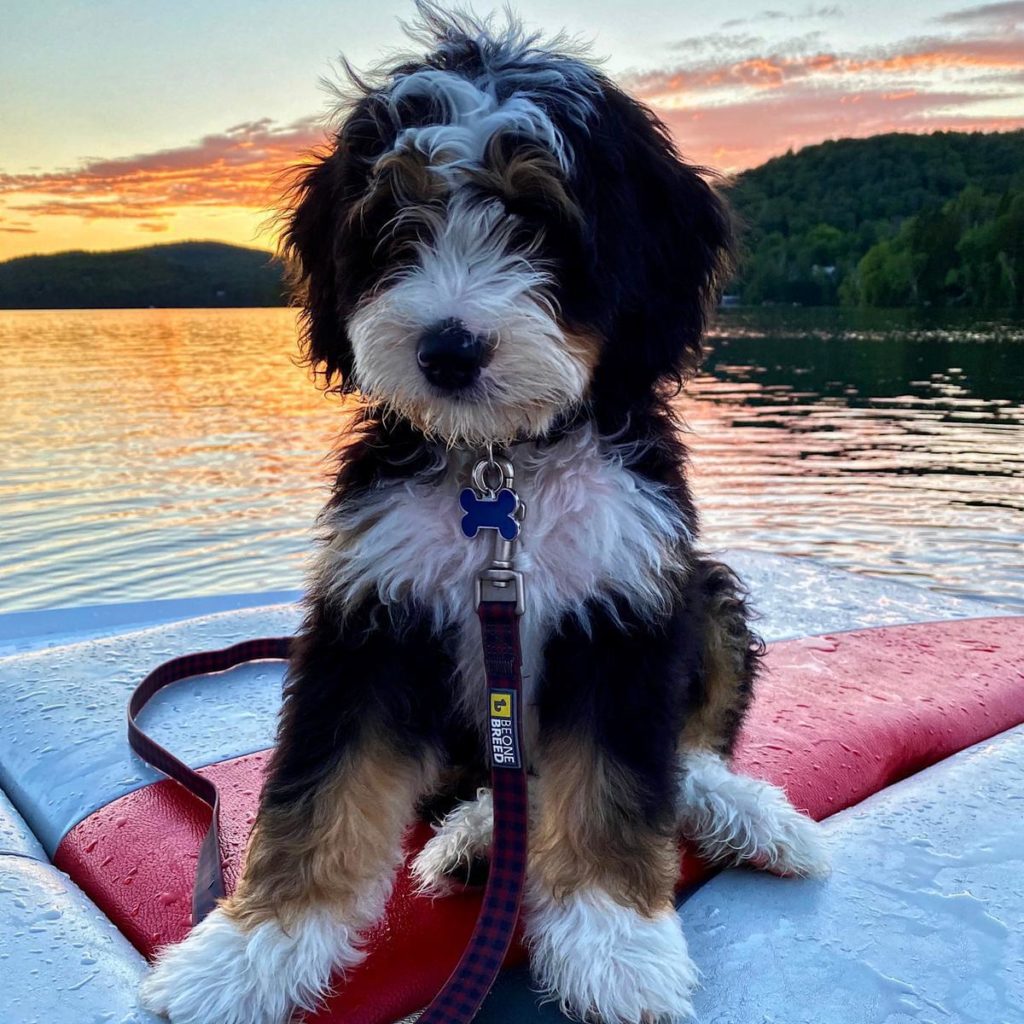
[143, 6, 828, 1023]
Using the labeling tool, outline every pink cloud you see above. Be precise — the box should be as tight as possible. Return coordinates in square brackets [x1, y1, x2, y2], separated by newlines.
[625, 16, 1024, 170]
[630, 35, 1024, 100]
[663, 86, 1024, 170]
[0, 118, 328, 225]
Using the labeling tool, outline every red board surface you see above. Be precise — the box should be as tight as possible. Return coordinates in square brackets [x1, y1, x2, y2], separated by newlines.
[55, 617, 1024, 1024]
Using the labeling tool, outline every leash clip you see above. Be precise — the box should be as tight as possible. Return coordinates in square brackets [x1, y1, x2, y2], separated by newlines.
[465, 446, 526, 616]
[476, 566, 525, 615]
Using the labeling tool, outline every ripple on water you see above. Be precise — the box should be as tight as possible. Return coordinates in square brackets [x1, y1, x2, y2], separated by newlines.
[0, 306, 1022, 612]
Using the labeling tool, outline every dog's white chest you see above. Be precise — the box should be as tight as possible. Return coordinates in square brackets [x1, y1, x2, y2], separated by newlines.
[317, 427, 688, 719]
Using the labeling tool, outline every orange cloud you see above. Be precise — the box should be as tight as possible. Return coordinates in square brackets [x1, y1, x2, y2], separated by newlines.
[631, 36, 1024, 100]
[0, 118, 327, 231]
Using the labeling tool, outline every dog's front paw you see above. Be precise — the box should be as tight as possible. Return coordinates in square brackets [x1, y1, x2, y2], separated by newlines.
[751, 801, 831, 879]
[526, 886, 698, 1023]
[411, 789, 493, 894]
[679, 751, 831, 879]
[141, 906, 358, 1024]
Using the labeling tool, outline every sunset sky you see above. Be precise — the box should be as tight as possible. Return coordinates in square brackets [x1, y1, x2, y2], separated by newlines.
[2, 0, 1022, 260]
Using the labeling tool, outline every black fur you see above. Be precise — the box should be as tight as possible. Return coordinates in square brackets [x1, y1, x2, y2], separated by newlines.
[262, 596, 455, 809]
[557, 81, 734, 414]
[538, 592, 703, 831]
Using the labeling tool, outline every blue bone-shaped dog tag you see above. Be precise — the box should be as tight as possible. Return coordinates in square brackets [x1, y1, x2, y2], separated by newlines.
[460, 487, 520, 541]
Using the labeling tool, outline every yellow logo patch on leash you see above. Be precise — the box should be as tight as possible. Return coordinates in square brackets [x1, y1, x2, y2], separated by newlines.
[489, 688, 521, 768]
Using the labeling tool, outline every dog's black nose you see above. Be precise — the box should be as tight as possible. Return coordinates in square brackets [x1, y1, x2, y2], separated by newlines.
[416, 319, 486, 391]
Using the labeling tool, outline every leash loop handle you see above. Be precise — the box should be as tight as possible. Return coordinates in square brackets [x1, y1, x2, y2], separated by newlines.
[127, 637, 292, 924]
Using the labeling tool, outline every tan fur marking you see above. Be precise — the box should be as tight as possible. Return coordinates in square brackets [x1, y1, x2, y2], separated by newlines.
[531, 737, 677, 917]
[350, 148, 447, 232]
[471, 138, 581, 223]
[681, 564, 756, 755]
[376, 149, 448, 204]
[560, 325, 603, 376]
[226, 735, 438, 929]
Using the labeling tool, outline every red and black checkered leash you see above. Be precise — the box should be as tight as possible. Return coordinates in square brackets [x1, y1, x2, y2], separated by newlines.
[413, 448, 531, 1021]
[417, 598, 529, 1023]
[127, 636, 292, 923]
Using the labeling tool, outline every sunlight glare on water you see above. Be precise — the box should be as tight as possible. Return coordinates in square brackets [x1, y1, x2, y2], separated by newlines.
[0, 307, 1021, 613]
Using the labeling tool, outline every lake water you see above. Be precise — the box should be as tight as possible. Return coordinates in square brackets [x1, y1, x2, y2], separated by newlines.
[1, 307, 1021, 614]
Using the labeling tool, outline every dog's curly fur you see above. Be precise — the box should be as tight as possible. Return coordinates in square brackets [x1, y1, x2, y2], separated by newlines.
[142, 7, 828, 1023]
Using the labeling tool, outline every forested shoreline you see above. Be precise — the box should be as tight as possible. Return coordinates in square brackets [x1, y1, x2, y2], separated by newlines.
[1, 129, 1021, 310]
[0, 242, 284, 309]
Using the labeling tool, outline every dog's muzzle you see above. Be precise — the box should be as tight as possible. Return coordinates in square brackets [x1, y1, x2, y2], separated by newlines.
[416, 318, 489, 392]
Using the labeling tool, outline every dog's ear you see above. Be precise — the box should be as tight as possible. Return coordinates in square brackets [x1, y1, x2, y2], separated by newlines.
[576, 84, 734, 403]
[283, 97, 387, 388]
[283, 150, 351, 385]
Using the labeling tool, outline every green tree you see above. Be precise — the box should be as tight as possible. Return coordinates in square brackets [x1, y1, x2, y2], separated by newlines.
[725, 129, 1024, 306]
[854, 238, 916, 307]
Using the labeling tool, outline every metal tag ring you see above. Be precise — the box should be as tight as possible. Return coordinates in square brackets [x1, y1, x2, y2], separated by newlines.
[472, 456, 514, 496]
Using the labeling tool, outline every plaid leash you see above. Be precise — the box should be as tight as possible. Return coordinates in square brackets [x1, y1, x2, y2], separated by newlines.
[417, 599, 529, 1023]
[127, 636, 292, 923]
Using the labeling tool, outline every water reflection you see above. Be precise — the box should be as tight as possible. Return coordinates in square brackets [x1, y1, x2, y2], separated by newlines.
[688, 309, 1024, 608]
[0, 307, 1021, 613]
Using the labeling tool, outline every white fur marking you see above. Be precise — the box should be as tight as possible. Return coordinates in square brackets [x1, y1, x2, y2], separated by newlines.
[411, 788, 494, 894]
[525, 885, 698, 1023]
[678, 750, 831, 878]
[351, 20, 602, 447]
[384, 7, 601, 173]
[140, 906, 362, 1024]
[388, 69, 573, 173]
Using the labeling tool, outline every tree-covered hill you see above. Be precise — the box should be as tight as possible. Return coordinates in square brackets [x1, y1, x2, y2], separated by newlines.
[0, 241, 285, 309]
[725, 130, 1024, 308]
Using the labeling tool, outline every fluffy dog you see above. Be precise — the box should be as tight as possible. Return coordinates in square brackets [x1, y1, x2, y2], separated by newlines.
[143, 6, 827, 1023]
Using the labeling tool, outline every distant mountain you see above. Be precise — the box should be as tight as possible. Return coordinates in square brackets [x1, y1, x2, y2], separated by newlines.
[0, 241, 286, 309]
[725, 130, 1024, 307]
